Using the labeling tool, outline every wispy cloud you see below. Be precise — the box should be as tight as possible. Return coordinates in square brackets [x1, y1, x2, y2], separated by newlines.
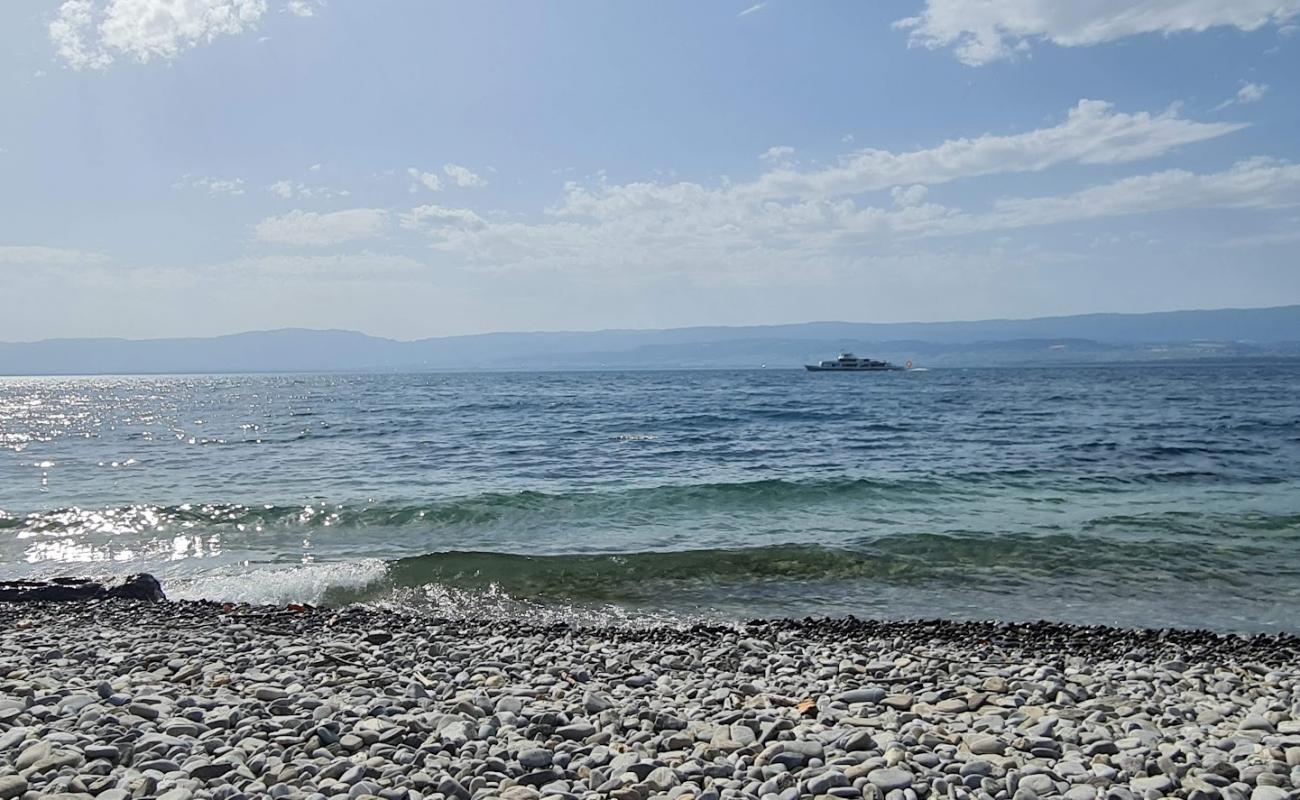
[285, 0, 319, 17]
[407, 168, 443, 193]
[173, 175, 246, 196]
[740, 100, 1245, 201]
[897, 0, 1300, 65]
[388, 100, 1282, 278]
[738, 3, 767, 17]
[0, 246, 111, 266]
[254, 209, 389, 247]
[443, 164, 488, 188]
[266, 179, 349, 200]
[1214, 82, 1271, 111]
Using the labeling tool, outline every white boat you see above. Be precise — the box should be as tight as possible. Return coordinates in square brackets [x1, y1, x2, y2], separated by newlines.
[805, 352, 910, 371]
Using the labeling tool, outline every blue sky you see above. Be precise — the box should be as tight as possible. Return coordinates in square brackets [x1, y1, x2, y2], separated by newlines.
[1, 0, 1298, 341]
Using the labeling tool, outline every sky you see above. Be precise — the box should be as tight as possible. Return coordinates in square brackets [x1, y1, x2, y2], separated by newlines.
[1, 0, 1299, 342]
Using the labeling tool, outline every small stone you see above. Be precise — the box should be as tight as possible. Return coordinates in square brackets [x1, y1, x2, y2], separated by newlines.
[138, 758, 182, 773]
[436, 775, 469, 800]
[882, 694, 913, 710]
[557, 721, 596, 741]
[59, 694, 98, 713]
[519, 749, 553, 769]
[1238, 716, 1275, 733]
[365, 630, 393, 645]
[968, 736, 1007, 755]
[340, 765, 366, 784]
[1084, 741, 1119, 757]
[729, 724, 757, 746]
[584, 692, 614, 713]
[27, 750, 85, 774]
[14, 742, 50, 771]
[84, 745, 120, 762]
[340, 734, 364, 751]
[1020, 774, 1059, 796]
[128, 703, 160, 720]
[644, 767, 680, 792]
[808, 771, 850, 795]
[1131, 776, 1173, 795]
[253, 686, 288, 702]
[189, 762, 234, 781]
[837, 688, 886, 705]
[868, 769, 914, 792]
[0, 776, 28, 800]
[0, 729, 25, 751]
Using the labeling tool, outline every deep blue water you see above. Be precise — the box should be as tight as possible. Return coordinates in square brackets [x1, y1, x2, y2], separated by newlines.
[2, 365, 1299, 631]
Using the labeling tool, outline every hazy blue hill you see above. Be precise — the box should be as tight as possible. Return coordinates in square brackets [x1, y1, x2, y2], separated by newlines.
[2, 306, 1298, 375]
[0, 329, 405, 375]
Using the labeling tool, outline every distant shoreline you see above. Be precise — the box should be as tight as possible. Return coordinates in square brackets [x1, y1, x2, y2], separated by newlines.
[3, 355, 1300, 378]
[3, 305, 1299, 375]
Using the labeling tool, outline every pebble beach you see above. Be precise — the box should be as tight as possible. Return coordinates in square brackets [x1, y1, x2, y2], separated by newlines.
[1, 600, 1298, 800]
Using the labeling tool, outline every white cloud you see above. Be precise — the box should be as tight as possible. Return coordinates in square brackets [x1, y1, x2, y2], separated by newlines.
[443, 164, 488, 188]
[897, 0, 1300, 65]
[401, 158, 1300, 280]
[738, 3, 766, 17]
[407, 168, 443, 193]
[911, 158, 1300, 238]
[266, 179, 350, 199]
[741, 100, 1242, 201]
[285, 0, 317, 17]
[891, 184, 929, 207]
[759, 145, 796, 162]
[0, 246, 110, 266]
[254, 209, 389, 246]
[400, 205, 487, 232]
[50, 0, 270, 70]
[174, 175, 245, 196]
[1236, 82, 1269, 104]
[1214, 81, 1271, 110]
[400, 132, 1299, 277]
[390, 99, 1245, 276]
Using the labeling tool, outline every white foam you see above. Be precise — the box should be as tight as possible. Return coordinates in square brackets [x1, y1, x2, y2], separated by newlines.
[165, 559, 388, 606]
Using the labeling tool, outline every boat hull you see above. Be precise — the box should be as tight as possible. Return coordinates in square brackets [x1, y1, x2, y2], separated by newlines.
[805, 364, 905, 371]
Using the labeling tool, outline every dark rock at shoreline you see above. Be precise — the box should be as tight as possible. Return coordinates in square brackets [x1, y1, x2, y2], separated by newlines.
[0, 573, 165, 603]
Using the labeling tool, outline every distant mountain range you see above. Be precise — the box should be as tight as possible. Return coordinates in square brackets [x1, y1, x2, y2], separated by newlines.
[3, 305, 1299, 375]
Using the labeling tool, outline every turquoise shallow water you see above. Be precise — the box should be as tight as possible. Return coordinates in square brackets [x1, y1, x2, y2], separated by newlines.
[1, 364, 1298, 630]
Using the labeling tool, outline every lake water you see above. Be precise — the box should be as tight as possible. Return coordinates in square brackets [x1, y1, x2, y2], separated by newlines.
[2, 364, 1298, 631]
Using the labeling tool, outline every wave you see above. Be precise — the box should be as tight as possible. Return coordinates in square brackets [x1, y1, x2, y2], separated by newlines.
[168, 560, 389, 606]
[0, 477, 955, 535]
[312, 528, 1300, 606]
